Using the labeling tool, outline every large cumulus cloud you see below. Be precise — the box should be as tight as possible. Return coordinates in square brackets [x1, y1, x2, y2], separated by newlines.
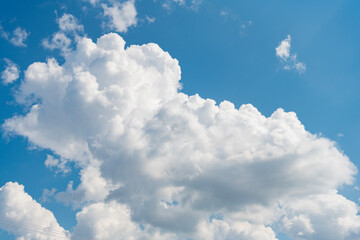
[2, 33, 360, 239]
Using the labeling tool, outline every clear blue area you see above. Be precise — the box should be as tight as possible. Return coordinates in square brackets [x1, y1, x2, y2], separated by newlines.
[0, 0, 359, 239]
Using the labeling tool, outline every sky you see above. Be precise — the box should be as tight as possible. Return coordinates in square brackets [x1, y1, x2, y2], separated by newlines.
[0, 0, 359, 239]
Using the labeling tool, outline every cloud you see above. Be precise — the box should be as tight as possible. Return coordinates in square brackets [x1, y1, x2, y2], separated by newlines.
[0, 182, 70, 240]
[44, 154, 71, 174]
[42, 32, 72, 53]
[162, 0, 202, 11]
[42, 14, 83, 54]
[1, 58, 20, 84]
[73, 201, 142, 239]
[57, 13, 84, 33]
[102, 0, 137, 33]
[10, 27, 30, 47]
[276, 35, 306, 73]
[0, 25, 30, 47]
[146, 15, 156, 23]
[2, 33, 360, 239]
[83, 0, 100, 6]
[280, 192, 360, 239]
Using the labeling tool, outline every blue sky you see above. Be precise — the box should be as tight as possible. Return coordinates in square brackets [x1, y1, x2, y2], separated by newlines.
[0, 0, 359, 239]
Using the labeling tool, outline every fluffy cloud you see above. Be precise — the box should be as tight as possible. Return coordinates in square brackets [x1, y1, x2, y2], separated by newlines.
[57, 13, 84, 33]
[0, 25, 30, 47]
[84, 0, 100, 6]
[10, 27, 30, 47]
[3, 33, 360, 239]
[280, 192, 360, 240]
[102, 0, 137, 33]
[276, 35, 306, 73]
[42, 32, 72, 53]
[0, 182, 70, 240]
[1, 58, 20, 84]
[42, 14, 83, 54]
[73, 201, 141, 239]
[196, 219, 277, 240]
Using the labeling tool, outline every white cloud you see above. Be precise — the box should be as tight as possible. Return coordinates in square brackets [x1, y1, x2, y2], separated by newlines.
[83, 0, 100, 6]
[73, 201, 142, 240]
[10, 27, 30, 47]
[42, 14, 83, 54]
[2, 33, 360, 239]
[196, 219, 277, 240]
[57, 13, 84, 33]
[102, 0, 137, 33]
[276, 35, 291, 60]
[0, 182, 70, 240]
[276, 35, 306, 73]
[280, 192, 360, 239]
[42, 32, 72, 53]
[44, 154, 71, 174]
[146, 15, 156, 23]
[162, 0, 202, 10]
[0, 25, 30, 47]
[1, 58, 20, 84]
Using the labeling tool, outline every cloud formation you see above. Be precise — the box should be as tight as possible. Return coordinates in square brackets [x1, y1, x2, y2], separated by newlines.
[42, 14, 84, 55]
[0, 182, 70, 240]
[2, 33, 360, 239]
[276, 35, 306, 73]
[1, 58, 20, 84]
[0, 25, 30, 47]
[102, 0, 137, 33]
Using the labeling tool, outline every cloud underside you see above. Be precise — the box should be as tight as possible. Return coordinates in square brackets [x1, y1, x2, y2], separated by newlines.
[1, 33, 359, 239]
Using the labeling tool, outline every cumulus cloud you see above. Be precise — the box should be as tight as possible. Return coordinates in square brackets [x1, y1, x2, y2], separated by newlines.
[0, 25, 30, 47]
[280, 192, 360, 239]
[0, 182, 70, 240]
[1, 58, 20, 84]
[2, 33, 360, 239]
[102, 0, 137, 33]
[276, 35, 306, 73]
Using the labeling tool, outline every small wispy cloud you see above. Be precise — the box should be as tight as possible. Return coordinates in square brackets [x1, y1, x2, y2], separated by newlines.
[219, 9, 252, 36]
[42, 13, 84, 54]
[57, 13, 84, 33]
[0, 24, 30, 47]
[276, 35, 306, 73]
[145, 15, 156, 24]
[162, 0, 202, 11]
[1, 58, 20, 85]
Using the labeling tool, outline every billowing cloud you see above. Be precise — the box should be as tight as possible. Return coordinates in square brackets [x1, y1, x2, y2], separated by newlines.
[0, 182, 70, 240]
[1, 58, 20, 84]
[2, 33, 360, 239]
[102, 0, 137, 33]
[276, 35, 306, 73]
